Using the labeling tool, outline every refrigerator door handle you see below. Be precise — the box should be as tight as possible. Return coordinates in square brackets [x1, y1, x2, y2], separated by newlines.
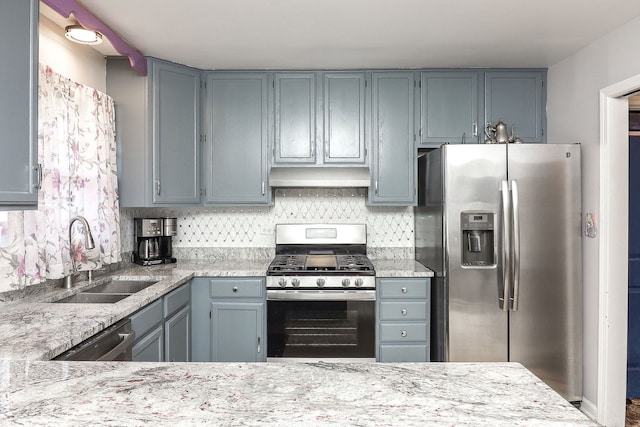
[511, 180, 521, 311]
[500, 180, 511, 311]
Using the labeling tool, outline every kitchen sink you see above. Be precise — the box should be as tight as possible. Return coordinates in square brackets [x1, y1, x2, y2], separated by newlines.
[52, 278, 162, 304]
[54, 293, 130, 304]
[84, 279, 159, 294]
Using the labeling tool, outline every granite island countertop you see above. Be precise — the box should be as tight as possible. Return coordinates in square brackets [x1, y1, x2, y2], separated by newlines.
[0, 258, 432, 361]
[0, 360, 593, 426]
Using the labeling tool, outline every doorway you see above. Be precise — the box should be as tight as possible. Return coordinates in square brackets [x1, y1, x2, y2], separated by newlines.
[599, 75, 640, 426]
[629, 100, 640, 401]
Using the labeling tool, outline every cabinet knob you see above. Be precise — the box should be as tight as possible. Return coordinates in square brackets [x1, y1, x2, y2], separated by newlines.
[232, 287, 238, 293]
[401, 331, 407, 337]
[401, 287, 407, 293]
[401, 309, 407, 316]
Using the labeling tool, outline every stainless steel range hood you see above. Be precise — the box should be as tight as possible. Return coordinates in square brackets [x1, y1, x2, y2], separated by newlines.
[269, 167, 371, 188]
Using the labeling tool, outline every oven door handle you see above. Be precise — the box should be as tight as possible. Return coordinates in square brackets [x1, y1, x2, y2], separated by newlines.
[267, 290, 376, 301]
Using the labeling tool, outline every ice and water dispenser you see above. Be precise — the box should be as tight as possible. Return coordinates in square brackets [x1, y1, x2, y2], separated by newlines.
[460, 212, 495, 266]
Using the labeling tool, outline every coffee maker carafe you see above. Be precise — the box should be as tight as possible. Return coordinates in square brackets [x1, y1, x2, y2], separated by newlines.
[133, 218, 177, 265]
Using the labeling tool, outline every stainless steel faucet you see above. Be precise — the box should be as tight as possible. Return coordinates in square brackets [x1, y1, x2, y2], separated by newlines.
[64, 216, 96, 288]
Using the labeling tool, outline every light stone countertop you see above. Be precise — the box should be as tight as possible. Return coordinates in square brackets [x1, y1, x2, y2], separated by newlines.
[372, 259, 433, 277]
[0, 258, 432, 361]
[0, 360, 594, 426]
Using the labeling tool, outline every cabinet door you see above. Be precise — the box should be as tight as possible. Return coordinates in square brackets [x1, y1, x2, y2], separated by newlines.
[132, 324, 164, 362]
[190, 279, 212, 362]
[151, 61, 201, 204]
[369, 72, 416, 206]
[323, 73, 367, 164]
[421, 71, 479, 145]
[205, 73, 269, 204]
[164, 305, 190, 362]
[211, 301, 264, 362]
[0, 0, 38, 209]
[274, 73, 317, 164]
[484, 71, 546, 143]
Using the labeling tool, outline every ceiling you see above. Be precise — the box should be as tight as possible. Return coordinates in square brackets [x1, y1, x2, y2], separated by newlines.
[44, 0, 640, 70]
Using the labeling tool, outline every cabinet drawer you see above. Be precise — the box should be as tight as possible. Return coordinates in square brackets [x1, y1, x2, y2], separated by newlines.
[379, 344, 429, 362]
[379, 301, 427, 321]
[378, 279, 429, 299]
[209, 278, 264, 298]
[379, 322, 428, 342]
[164, 283, 190, 317]
[131, 298, 163, 339]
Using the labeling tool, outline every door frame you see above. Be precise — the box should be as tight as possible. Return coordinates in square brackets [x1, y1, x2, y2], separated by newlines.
[598, 73, 640, 426]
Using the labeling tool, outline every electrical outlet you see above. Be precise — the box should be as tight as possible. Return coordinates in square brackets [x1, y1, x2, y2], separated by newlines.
[260, 226, 273, 235]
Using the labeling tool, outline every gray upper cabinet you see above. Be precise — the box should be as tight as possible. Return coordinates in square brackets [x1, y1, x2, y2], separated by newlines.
[368, 72, 417, 206]
[273, 73, 316, 164]
[204, 73, 270, 205]
[484, 70, 546, 143]
[0, 0, 38, 209]
[323, 73, 367, 164]
[272, 72, 367, 166]
[106, 58, 201, 207]
[151, 61, 201, 204]
[420, 71, 480, 146]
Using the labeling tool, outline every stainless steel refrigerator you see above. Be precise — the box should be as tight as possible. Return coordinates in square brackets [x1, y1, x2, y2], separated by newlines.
[415, 143, 582, 402]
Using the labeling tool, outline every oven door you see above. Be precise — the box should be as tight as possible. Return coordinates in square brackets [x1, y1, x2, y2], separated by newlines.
[267, 289, 375, 361]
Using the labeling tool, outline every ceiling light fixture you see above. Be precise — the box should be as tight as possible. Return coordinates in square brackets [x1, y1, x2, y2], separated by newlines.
[64, 24, 102, 45]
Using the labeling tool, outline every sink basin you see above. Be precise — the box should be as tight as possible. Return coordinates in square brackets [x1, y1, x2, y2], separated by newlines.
[54, 293, 130, 304]
[52, 278, 162, 303]
[85, 279, 158, 294]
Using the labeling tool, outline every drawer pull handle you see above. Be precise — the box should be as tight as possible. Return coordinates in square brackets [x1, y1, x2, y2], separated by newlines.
[401, 309, 407, 316]
[232, 287, 238, 293]
[401, 330, 407, 337]
[401, 287, 407, 293]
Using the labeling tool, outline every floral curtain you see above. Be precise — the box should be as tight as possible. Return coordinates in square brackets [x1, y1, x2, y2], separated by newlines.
[0, 65, 120, 291]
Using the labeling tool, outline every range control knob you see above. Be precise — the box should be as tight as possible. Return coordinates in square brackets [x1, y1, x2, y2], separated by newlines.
[342, 278, 351, 288]
[354, 278, 363, 287]
[291, 278, 300, 288]
[316, 278, 325, 288]
[278, 278, 287, 288]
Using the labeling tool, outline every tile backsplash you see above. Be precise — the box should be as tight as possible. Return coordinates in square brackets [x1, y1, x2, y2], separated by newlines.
[120, 188, 414, 259]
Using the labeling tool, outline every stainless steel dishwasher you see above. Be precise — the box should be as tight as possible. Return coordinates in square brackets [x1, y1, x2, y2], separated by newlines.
[54, 318, 135, 361]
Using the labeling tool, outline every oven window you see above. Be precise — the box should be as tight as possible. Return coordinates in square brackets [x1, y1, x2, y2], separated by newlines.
[267, 300, 375, 359]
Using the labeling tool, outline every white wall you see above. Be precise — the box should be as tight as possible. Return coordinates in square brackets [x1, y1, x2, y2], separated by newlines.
[547, 14, 640, 414]
[39, 16, 106, 91]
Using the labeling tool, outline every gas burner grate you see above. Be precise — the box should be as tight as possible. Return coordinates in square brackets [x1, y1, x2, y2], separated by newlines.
[336, 255, 374, 272]
[269, 255, 306, 271]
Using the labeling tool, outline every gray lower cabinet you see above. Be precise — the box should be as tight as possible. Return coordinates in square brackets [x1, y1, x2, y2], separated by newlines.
[132, 324, 164, 362]
[165, 305, 190, 362]
[272, 72, 367, 166]
[368, 72, 417, 206]
[420, 71, 480, 146]
[131, 299, 164, 361]
[484, 70, 546, 143]
[204, 73, 270, 205]
[106, 57, 201, 207]
[191, 277, 266, 362]
[131, 282, 191, 362]
[0, 0, 38, 209]
[376, 278, 430, 362]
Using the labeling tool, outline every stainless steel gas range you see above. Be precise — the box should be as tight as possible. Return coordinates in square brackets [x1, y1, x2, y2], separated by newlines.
[266, 224, 376, 361]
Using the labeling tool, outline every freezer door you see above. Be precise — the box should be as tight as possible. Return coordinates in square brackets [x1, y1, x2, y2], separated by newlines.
[507, 144, 582, 402]
[443, 144, 509, 362]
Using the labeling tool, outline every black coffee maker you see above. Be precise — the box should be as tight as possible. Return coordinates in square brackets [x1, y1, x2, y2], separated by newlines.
[133, 217, 177, 265]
